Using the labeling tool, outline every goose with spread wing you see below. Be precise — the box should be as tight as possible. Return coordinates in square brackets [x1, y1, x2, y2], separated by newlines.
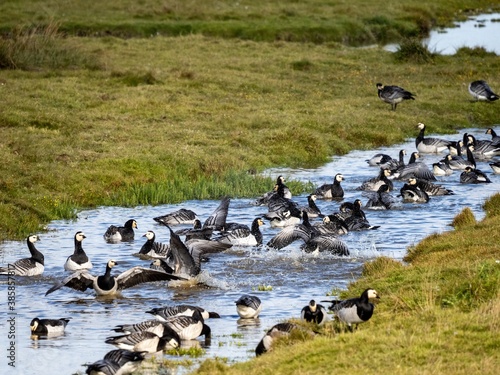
[45, 260, 185, 296]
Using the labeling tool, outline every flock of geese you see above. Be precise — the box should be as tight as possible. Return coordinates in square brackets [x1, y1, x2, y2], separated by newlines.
[1, 81, 499, 372]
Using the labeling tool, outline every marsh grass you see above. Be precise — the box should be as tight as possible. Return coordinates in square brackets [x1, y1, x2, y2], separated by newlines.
[0, 21, 101, 70]
[394, 38, 436, 63]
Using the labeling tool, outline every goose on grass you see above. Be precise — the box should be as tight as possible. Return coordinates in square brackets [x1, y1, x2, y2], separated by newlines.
[376, 83, 415, 110]
[322, 288, 380, 331]
[301, 300, 328, 324]
[468, 80, 499, 102]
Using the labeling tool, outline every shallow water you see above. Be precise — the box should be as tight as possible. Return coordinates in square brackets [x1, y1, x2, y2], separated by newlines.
[0, 127, 498, 374]
[386, 13, 500, 55]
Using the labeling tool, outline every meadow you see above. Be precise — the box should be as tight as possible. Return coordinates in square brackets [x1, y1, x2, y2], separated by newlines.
[0, 1, 499, 373]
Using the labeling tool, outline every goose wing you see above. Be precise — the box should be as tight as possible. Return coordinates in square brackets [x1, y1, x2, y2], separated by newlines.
[186, 238, 232, 254]
[203, 197, 230, 230]
[267, 224, 311, 250]
[154, 208, 198, 226]
[45, 270, 95, 295]
[395, 162, 436, 181]
[168, 227, 200, 276]
[302, 235, 350, 256]
[116, 267, 185, 290]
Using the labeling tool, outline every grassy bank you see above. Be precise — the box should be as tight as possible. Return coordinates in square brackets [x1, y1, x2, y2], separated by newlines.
[193, 194, 500, 375]
[0, 0, 498, 44]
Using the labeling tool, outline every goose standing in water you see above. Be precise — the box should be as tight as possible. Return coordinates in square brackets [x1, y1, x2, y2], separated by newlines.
[215, 217, 265, 247]
[105, 329, 180, 353]
[400, 178, 430, 203]
[64, 231, 93, 271]
[0, 234, 44, 276]
[103, 219, 138, 242]
[415, 123, 451, 154]
[314, 173, 345, 199]
[46, 260, 185, 297]
[235, 295, 262, 319]
[376, 83, 415, 110]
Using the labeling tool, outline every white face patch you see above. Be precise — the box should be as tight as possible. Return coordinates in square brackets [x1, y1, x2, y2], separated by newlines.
[367, 289, 378, 299]
[29, 235, 39, 243]
[30, 320, 39, 332]
[76, 232, 86, 242]
[145, 231, 155, 240]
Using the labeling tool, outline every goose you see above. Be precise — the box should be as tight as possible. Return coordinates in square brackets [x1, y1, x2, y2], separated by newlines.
[146, 304, 221, 321]
[255, 323, 309, 356]
[314, 215, 349, 236]
[378, 149, 407, 172]
[202, 197, 231, 231]
[30, 317, 70, 335]
[64, 231, 93, 271]
[112, 319, 181, 342]
[321, 288, 380, 331]
[366, 153, 392, 166]
[265, 208, 302, 228]
[415, 123, 451, 154]
[298, 194, 322, 218]
[267, 211, 318, 250]
[485, 128, 500, 145]
[342, 199, 380, 231]
[411, 178, 454, 196]
[400, 178, 430, 203]
[144, 228, 230, 269]
[301, 233, 350, 256]
[357, 168, 393, 192]
[235, 295, 262, 319]
[468, 80, 499, 101]
[138, 231, 170, 258]
[393, 152, 436, 181]
[432, 161, 453, 176]
[275, 175, 292, 199]
[489, 161, 500, 174]
[86, 349, 146, 375]
[267, 212, 350, 255]
[376, 83, 415, 110]
[153, 208, 198, 226]
[460, 167, 492, 184]
[45, 260, 185, 297]
[266, 183, 300, 217]
[215, 217, 265, 247]
[301, 300, 328, 324]
[175, 219, 213, 241]
[467, 134, 500, 159]
[105, 330, 180, 353]
[363, 184, 400, 210]
[103, 219, 138, 243]
[314, 173, 344, 199]
[254, 175, 292, 205]
[151, 313, 211, 341]
[0, 234, 44, 276]
[443, 143, 476, 170]
[149, 258, 174, 274]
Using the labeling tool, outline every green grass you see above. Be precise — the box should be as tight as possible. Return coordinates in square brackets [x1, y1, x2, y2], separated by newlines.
[0, 1, 498, 44]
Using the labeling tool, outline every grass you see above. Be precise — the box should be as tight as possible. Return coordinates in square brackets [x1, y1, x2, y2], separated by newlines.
[192, 194, 500, 375]
[0, 1, 498, 44]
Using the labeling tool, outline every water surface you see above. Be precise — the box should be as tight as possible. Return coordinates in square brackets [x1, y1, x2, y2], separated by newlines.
[0, 128, 498, 374]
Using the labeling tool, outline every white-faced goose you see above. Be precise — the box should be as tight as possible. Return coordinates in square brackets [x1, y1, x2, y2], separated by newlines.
[0, 234, 44, 276]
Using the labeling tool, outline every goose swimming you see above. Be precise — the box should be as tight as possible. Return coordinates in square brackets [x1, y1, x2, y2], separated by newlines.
[0, 234, 44, 276]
